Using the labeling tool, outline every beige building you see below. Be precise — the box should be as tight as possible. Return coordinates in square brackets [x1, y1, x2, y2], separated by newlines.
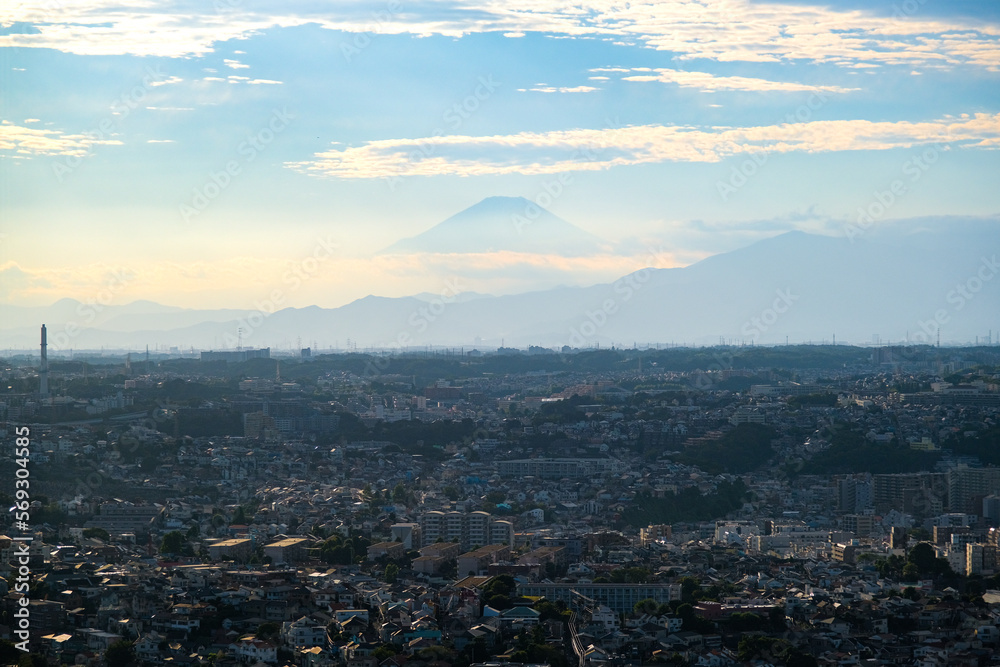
[457, 545, 510, 576]
[263, 537, 311, 564]
[208, 538, 252, 562]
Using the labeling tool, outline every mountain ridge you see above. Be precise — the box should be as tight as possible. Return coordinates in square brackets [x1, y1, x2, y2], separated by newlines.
[2, 218, 998, 349]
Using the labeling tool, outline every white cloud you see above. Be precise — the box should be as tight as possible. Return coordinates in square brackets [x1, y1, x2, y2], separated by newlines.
[520, 85, 599, 93]
[224, 58, 249, 69]
[0, 121, 122, 157]
[616, 68, 859, 93]
[287, 112, 1000, 179]
[0, 1, 997, 72]
[146, 139, 175, 143]
[149, 75, 183, 87]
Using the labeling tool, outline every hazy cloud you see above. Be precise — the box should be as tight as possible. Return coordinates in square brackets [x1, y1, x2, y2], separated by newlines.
[0, 264, 52, 302]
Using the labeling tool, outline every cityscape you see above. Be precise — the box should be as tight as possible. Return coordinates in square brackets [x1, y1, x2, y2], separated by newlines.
[1, 340, 1000, 665]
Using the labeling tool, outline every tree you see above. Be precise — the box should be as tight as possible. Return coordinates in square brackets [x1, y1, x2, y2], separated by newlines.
[392, 482, 408, 503]
[679, 576, 700, 602]
[609, 567, 651, 584]
[470, 636, 488, 663]
[373, 645, 396, 660]
[256, 622, 280, 639]
[769, 605, 786, 631]
[159, 531, 185, 555]
[105, 640, 135, 667]
[633, 598, 659, 615]
[384, 563, 399, 584]
[786, 653, 819, 667]
[875, 554, 905, 579]
[0, 641, 20, 664]
[440, 558, 458, 579]
[481, 574, 516, 597]
[908, 542, 936, 574]
[83, 527, 111, 542]
[534, 600, 566, 622]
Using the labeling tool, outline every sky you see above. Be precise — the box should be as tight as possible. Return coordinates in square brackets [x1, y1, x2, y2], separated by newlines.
[1, 0, 999, 311]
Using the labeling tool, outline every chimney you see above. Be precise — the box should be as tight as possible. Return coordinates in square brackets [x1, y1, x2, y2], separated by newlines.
[40, 324, 49, 397]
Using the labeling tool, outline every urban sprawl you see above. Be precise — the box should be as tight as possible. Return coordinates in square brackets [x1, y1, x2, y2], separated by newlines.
[2, 342, 1000, 667]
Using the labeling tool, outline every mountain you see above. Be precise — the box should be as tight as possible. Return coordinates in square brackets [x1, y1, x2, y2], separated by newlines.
[380, 196, 611, 256]
[2, 217, 997, 350]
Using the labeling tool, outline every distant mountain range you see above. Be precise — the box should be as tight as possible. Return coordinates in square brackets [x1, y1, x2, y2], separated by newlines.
[2, 204, 998, 351]
[380, 195, 611, 256]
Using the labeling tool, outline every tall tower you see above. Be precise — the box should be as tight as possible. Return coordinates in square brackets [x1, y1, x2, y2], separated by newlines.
[39, 324, 49, 397]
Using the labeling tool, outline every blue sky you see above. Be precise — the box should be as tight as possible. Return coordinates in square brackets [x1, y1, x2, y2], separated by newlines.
[1, 0, 999, 309]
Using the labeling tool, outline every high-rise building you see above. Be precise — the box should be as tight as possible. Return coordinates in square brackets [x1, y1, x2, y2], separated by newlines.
[873, 473, 946, 515]
[838, 477, 872, 513]
[949, 467, 1000, 514]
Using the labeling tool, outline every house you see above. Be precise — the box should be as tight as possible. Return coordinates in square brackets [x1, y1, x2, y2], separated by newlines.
[282, 616, 328, 648]
[230, 636, 278, 664]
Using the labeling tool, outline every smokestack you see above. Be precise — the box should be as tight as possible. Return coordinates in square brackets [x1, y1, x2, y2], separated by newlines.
[40, 324, 49, 397]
